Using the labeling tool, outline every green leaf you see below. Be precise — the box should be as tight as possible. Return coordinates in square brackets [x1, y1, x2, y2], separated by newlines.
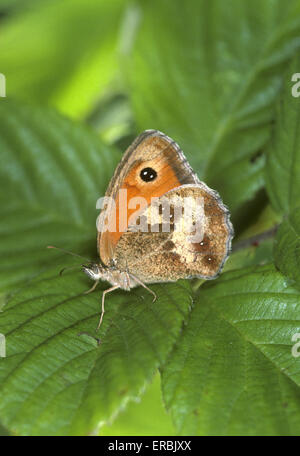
[162, 264, 300, 436]
[224, 205, 280, 272]
[0, 98, 119, 292]
[265, 57, 300, 285]
[86, 93, 134, 144]
[274, 208, 300, 286]
[0, 422, 10, 436]
[265, 56, 300, 214]
[0, 98, 190, 435]
[225, 238, 274, 272]
[0, 269, 191, 435]
[124, 0, 300, 211]
[99, 373, 175, 436]
[0, 0, 127, 118]
[0, 0, 28, 9]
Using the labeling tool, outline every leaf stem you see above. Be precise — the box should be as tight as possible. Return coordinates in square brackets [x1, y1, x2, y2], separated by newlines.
[231, 224, 279, 253]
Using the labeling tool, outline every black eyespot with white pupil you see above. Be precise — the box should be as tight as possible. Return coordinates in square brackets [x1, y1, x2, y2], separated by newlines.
[140, 167, 157, 182]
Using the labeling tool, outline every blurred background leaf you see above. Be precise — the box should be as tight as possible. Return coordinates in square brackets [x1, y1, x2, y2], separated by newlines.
[124, 0, 300, 213]
[99, 374, 175, 436]
[0, 0, 127, 119]
[0, 421, 10, 436]
[224, 204, 280, 271]
[0, 0, 35, 10]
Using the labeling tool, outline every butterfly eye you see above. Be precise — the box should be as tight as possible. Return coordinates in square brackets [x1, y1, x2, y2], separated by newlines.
[140, 167, 157, 182]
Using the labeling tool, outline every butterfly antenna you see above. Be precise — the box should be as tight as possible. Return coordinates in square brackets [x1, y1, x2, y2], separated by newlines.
[47, 245, 90, 262]
[59, 265, 81, 276]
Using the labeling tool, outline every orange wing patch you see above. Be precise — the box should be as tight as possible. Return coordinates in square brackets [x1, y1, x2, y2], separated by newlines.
[102, 150, 181, 260]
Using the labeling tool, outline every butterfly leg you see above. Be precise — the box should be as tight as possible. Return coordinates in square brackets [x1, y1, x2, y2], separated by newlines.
[83, 279, 100, 295]
[129, 274, 157, 303]
[96, 285, 120, 331]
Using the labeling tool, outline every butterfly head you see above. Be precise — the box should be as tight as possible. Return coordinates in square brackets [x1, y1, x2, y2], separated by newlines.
[82, 263, 105, 281]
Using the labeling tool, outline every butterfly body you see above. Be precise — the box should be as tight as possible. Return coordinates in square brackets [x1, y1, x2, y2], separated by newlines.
[82, 263, 137, 291]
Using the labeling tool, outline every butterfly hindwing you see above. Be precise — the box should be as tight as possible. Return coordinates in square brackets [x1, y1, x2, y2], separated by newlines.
[114, 184, 233, 283]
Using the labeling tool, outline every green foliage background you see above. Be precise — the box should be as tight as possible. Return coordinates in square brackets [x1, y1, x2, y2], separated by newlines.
[0, 0, 300, 436]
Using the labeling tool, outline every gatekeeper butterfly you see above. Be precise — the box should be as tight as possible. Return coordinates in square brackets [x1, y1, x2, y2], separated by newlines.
[50, 130, 233, 331]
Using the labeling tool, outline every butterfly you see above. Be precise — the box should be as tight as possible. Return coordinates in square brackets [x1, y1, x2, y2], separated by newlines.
[80, 130, 233, 331]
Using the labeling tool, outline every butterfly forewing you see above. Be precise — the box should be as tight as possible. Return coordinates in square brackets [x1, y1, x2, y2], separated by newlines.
[98, 130, 200, 265]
